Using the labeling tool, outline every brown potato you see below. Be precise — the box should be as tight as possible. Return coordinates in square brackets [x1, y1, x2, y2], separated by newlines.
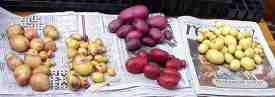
[43, 25, 59, 40]
[26, 49, 39, 55]
[24, 54, 42, 69]
[44, 40, 56, 51]
[9, 35, 30, 52]
[42, 37, 53, 43]
[5, 52, 23, 71]
[30, 73, 49, 91]
[14, 65, 31, 86]
[39, 51, 48, 61]
[67, 48, 78, 58]
[44, 59, 55, 67]
[30, 38, 44, 51]
[33, 65, 50, 75]
[7, 24, 24, 38]
[66, 71, 81, 91]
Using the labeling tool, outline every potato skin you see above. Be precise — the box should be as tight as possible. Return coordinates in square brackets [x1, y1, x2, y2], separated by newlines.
[30, 73, 49, 91]
[7, 24, 24, 38]
[24, 54, 42, 69]
[147, 15, 168, 30]
[9, 35, 30, 52]
[5, 53, 23, 71]
[43, 25, 59, 40]
[14, 65, 32, 86]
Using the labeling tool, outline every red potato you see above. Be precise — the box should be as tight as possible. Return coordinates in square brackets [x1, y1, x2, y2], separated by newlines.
[143, 64, 161, 80]
[141, 36, 156, 47]
[126, 56, 147, 74]
[116, 25, 133, 38]
[132, 5, 149, 19]
[136, 49, 148, 59]
[126, 30, 143, 40]
[132, 18, 149, 34]
[109, 19, 123, 33]
[30, 73, 49, 91]
[157, 74, 180, 89]
[126, 39, 141, 51]
[163, 68, 181, 79]
[149, 28, 165, 43]
[118, 5, 149, 21]
[147, 15, 168, 30]
[165, 58, 186, 70]
[14, 65, 32, 86]
[118, 7, 134, 21]
[150, 48, 170, 64]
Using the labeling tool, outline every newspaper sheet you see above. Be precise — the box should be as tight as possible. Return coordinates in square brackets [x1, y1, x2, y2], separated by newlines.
[1, 6, 275, 97]
[0, 7, 195, 97]
[178, 16, 275, 96]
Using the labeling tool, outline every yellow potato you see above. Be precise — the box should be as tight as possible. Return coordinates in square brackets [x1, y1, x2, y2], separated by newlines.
[234, 50, 245, 59]
[71, 33, 82, 41]
[240, 57, 256, 71]
[94, 38, 104, 46]
[239, 38, 252, 50]
[78, 48, 88, 56]
[224, 35, 237, 46]
[202, 40, 211, 46]
[95, 63, 107, 73]
[67, 48, 78, 58]
[91, 72, 105, 83]
[244, 48, 255, 58]
[198, 44, 209, 54]
[106, 67, 116, 77]
[254, 55, 263, 64]
[205, 49, 224, 65]
[197, 34, 205, 42]
[221, 47, 228, 54]
[66, 38, 80, 49]
[43, 25, 59, 40]
[198, 27, 209, 34]
[228, 45, 236, 54]
[230, 59, 241, 71]
[94, 55, 108, 63]
[209, 38, 224, 50]
[79, 41, 89, 48]
[225, 53, 235, 63]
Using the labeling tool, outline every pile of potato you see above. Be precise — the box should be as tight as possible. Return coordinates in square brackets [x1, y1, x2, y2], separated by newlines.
[197, 22, 264, 71]
[65, 33, 116, 91]
[5, 24, 59, 91]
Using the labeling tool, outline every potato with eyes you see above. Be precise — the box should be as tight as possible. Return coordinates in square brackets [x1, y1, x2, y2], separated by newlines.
[43, 25, 59, 40]
[7, 24, 24, 38]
